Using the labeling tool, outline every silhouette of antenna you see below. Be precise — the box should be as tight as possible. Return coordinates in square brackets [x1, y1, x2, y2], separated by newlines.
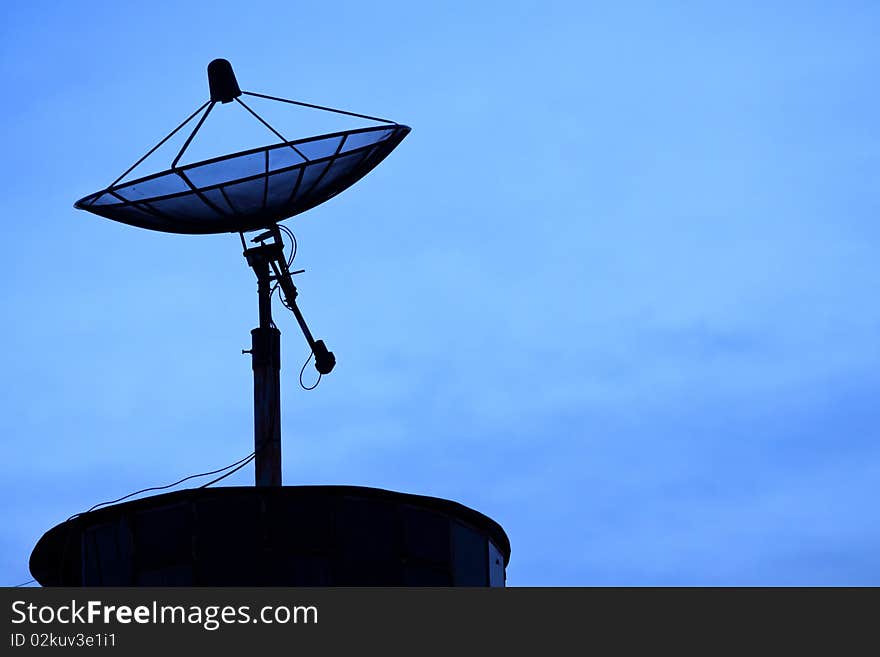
[75, 60, 409, 235]
[74, 59, 409, 486]
[29, 61, 510, 587]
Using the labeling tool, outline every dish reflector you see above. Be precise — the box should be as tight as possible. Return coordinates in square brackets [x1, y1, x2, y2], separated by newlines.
[75, 124, 410, 234]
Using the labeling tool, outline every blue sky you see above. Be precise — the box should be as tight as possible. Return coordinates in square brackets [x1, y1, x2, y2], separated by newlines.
[2, 1, 879, 585]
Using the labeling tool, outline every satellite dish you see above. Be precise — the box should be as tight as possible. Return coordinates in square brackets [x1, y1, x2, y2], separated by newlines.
[74, 59, 410, 235]
[31, 63, 512, 589]
[71, 60, 411, 487]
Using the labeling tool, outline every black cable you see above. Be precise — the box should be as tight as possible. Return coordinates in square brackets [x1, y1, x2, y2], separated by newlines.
[269, 227, 296, 318]
[198, 453, 256, 488]
[278, 224, 298, 266]
[270, 227, 321, 392]
[201, 376, 280, 487]
[54, 442, 265, 581]
[13, 579, 36, 587]
[70, 425, 279, 517]
[70, 450, 256, 520]
[299, 350, 322, 390]
[270, 225, 297, 297]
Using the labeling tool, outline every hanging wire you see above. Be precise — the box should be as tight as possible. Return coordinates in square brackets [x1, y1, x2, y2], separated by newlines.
[299, 350, 322, 390]
[53, 439, 274, 583]
[270, 224, 298, 302]
[271, 235, 319, 392]
[69, 450, 257, 520]
[202, 379, 280, 487]
[68, 429, 284, 518]
[278, 224, 298, 266]
[13, 578, 36, 587]
[198, 453, 256, 488]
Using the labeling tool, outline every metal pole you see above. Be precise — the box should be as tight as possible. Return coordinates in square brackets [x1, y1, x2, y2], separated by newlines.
[248, 255, 282, 486]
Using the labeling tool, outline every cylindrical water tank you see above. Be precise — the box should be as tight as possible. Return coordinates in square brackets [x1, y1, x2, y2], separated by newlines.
[30, 486, 510, 587]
